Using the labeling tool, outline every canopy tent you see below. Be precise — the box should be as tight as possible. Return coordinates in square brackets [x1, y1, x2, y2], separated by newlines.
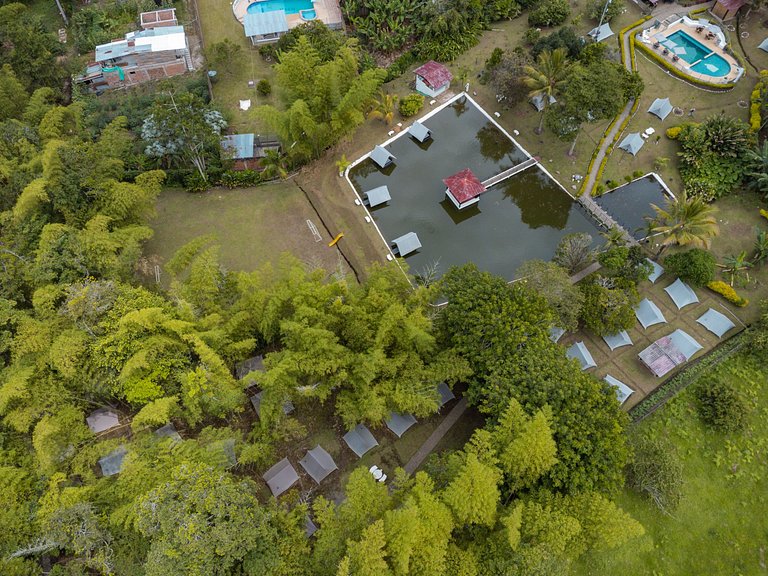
[603, 330, 633, 350]
[635, 298, 667, 329]
[664, 278, 699, 310]
[648, 97, 674, 121]
[363, 185, 391, 207]
[300, 445, 338, 484]
[647, 258, 664, 283]
[250, 391, 295, 419]
[588, 22, 615, 42]
[604, 374, 634, 405]
[99, 446, 128, 477]
[668, 329, 703, 360]
[370, 145, 395, 168]
[618, 133, 645, 156]
[549, 326, 565, 343]
[639, 329, 702, 377]
[566, 341, 597, 371]
[305, 515, 318, 538]
[530, 93, 557, 112]
[386, 412, 417, 437]
[263, 457, 299, 497]
[87, 409, 120, 433]
[342, 424, 379, 458]
[697, 308, 736, 338]
[409, 121, 432, 142]
[437, 382, 455, 408]
[760, 37, 768, 53]
[391, 232, 421, 257]
[154, 422, 181, 442]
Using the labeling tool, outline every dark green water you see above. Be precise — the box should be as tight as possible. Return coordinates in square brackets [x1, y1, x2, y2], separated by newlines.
[595, 175, 672, 240]
[348, 97, 603, 280]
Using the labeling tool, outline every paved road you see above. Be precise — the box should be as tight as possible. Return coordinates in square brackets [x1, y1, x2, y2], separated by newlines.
[404, 398, 468, 474]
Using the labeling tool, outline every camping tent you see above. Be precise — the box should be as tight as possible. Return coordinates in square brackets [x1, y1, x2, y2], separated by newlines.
[300, 445, 338, 484]
[86, 409, 120, 433]
[391, 232, 421, 256]
[603, 330, 633, 350]
[648, 98, 674, 121]
[759, 37, 768, 53]
[370, 145, 395, 168]
[99, 446, 128, 477]
[697, 308, 736, 338]
[342, 424, 379, 458]
[305, 515, 318, 538]
[363, 185, 391, 207]
[618, 133, 645, 156]
[604, 374, 634, 405]
[635, 298, 667, 329]
[437, 382, 455, 408]
[386, 413, 417, 437]
[263, 457, 299, 497]
[664, 278, 699, 310]
[588, 22, 615, 42]
[647, 258, 664, 283]
[530, 93, 557, 112]
[566, 341, 597, 370]
[549, 326, 565, 343]
[409, 121, 432, 142]
[639, 329, 702, 377]
[668, 329, 703, 360]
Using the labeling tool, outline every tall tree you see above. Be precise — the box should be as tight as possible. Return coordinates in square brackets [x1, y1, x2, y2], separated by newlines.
[522, 48, 571, 133]
[442, 452, 501, 527]
[649, 190, 720, 252]
[516, 260, 583, 331]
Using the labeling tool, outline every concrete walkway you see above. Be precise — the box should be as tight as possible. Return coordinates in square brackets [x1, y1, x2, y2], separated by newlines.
[404, 398, 468, 474]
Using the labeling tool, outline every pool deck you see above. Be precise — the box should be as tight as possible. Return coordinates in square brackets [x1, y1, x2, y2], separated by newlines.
[232, 0, 342, 28]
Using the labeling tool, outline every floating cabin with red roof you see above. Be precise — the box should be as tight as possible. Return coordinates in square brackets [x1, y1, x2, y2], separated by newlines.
[443, 168, 485, 210]
[414, 61, 453, 98]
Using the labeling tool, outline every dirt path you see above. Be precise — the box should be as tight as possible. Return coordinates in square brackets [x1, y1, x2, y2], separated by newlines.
[404, 398, 468, 474]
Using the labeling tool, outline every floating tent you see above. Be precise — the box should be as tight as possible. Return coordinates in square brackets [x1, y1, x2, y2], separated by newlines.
[648, 97, 673, 121]
[363, 185, 391, 208]
[618, 133, 645, 156]
[370, 145, 395, 168]
[549, 326, 565, 343]
[99, 446, 128, 477]
[664, 278, 699, 310]
[86, 408, 120, 433]
[566, 341, 597, 371]
[697, 308, 736, 338]
[342, 424, 379, 458]
[588, 22, 615, 42]
[263, 457, 299, 497]
[235, 355, 264, 380]
[409, 121, 432, 143]
[391, 232, 421, 257]
[386, 412, 417, 437]
[154, 422, 181, 442]
[604, 374, 634, 405]
[436, 382, 455, 408]
[759, 37, 768, 53]
[300, 445, 338, 484]
[639, 329, 702, 377]
[647, 258, 664, 283]
[603, 330, 633, 351]
[250, 391, 295, 419]
[530, 93, 557, 112]
[635, 298, 667, 329]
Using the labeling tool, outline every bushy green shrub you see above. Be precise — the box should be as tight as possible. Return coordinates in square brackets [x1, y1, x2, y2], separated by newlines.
[257, 79, 271, 96]
[524, 27, 541, 45]
[695, 380, 749, 433]
[486, 48, 504, 70]
[663, 249, 716, 286]
[632, 169, 644, 178]
[626, 435, 683, 513]
[399, 93, 425, 118]
[219, 170, 261, 189]
[183, 171, 209, 193]
[528, 0, 570, 27]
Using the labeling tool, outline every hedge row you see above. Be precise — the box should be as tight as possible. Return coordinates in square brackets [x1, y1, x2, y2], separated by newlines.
[634, 41, 737, 91]
[749, 71, 768, 132]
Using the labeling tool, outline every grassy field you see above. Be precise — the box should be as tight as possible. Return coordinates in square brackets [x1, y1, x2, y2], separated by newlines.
[575, 351, 768, 575]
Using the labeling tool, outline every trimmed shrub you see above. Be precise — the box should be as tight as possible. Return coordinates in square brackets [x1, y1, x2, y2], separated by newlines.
[707, 280, 749, 307]
[183, 171, 209, 193]
[399, 93, 424, 118]
[695, 379, 748, 433]
[632, 170, 644, 178]
[663, 249, 716, 286]
[523, 27, 541, 45]
[666, 126, 682, 139]
[257, 79, 271, 96]
[528, 0, 570, 27]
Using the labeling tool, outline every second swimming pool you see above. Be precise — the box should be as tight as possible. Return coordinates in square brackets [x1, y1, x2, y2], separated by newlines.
[247, 0, 313, 14]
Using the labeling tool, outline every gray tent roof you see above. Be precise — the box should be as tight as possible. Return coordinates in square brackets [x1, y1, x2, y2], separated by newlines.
[342, 424, 379, 458]
[99, 446, 128, 477]
[250, 391, 295, 419]
[618, 133, 645, 156]
[647, 258, 664, 283]
[409, 121, 431, 142]
[604, 374, 634, 405]
[603, 330, 633, 351]
[235, 355, 264, 380]
[87, 409, 120, 433]
[370, 145, 395, 168]
[305, 515, 318, 538]
[300, 445, 338, 484]
[154, 422, 181, 442]
[244, 10, 288, 37]
[664, 278, 699, 310]
[363, 185, 391, 207]
[386, 412, 417, 437]
[648, 98, 673, 121]
[549, 326, 565, 343]
[589, 22, 615, 42]
[437, 382, 455, 407]
[391, 232, 421, 257]
[635, 298, 666, 329]
[531, 93, 557, 112]
[668, 329, 703, 361]
[760, 37, 768, 52]
[566, 341, 596, 371]
[263, 457, 299, 497]
[697, 308, 736, 338]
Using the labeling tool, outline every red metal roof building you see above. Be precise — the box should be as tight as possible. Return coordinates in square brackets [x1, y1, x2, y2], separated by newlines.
[712, 0, 746, 20]
[443, 168, 485, 209]
[414, 61, 453, 98]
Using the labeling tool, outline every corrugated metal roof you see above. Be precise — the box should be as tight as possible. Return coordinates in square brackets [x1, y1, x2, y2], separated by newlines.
[391, 232, 421, 257]
[95, 26, 187, 62]
[409, 121, 431, 142]
[370, 145, 395, 168]
[414, 61, 453, 89]
[244, 10, 289, 37]
[363, 185, 391, 207]
[221, 134, 256, 159]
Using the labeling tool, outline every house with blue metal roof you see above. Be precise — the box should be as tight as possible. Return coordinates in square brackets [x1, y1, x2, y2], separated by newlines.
[244, 10, 290, 45]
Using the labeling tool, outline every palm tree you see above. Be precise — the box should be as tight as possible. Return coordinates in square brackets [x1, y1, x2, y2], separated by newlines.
[600, 226, 627, 248]
[260, 149, 289, 180]
[746, 140, 768, 198]
[522, 48, 571, 134]
[719, 251, 752, 286]
[367, 91, 398, 125]
[649, 191, 720, 254]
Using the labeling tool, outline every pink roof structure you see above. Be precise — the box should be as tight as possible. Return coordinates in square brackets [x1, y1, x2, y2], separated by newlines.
[716, 0, 746, 10]
[443, 169, 485, 206]
[414, 61, 453, 90]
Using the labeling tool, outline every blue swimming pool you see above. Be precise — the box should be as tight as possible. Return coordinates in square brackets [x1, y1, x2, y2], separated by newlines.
[247, 0, 312, 14]
[661, 30, 731, 78]
[690, 53, 731, 77]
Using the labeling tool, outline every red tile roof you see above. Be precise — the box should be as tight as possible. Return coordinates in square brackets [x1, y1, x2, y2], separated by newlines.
[716, 0, 746, 10]
[414, 61, 453, 90]
[443, 169, 485, 204]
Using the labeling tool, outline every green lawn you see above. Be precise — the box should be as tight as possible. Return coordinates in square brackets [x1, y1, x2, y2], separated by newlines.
[574, 352, 768, 575]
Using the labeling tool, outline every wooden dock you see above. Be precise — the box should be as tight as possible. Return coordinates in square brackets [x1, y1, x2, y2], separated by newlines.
[481, 157, 537, 189]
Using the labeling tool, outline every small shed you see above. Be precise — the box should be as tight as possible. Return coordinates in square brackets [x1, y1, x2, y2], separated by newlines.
[244, 10, 289, 45]
[342, 424, 379, 458]
[235, 355, 265, 380]
[154, 422, 182, 442]
[604, 374, 634, 405]
[99, 446, 128, 477]
[697, 308, 736, 338]
[436, 382, 455, 408]
[566, 341, 597, 371]
[386, 412, 417, 437]
[618, 133, 645, 156]
[300, 445, 338, 484]
[370, 145, 396, 168]
[712, 0, 746, 20]
[363, 185, 391, 208]
[646, 259, 664, 283]
[250, 391, 295, 419]
[414, 61, 453, 98]
[86, 409, 120, 434]
[664, 279, 699, 310]
[602, 330, 633, 351]
[409, 121, 432, 143]
[588, 22, 615, 42]
[391, 232, 421, 257]
[648, 98, 673, 121]
[635, 298, 667, 329]
[443, 168, 486, 210]
[263, 457, 299, 497]
[530, 93, 557, 112]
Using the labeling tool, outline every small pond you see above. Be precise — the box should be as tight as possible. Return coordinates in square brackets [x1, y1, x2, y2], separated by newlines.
[594, 174, 673, 240]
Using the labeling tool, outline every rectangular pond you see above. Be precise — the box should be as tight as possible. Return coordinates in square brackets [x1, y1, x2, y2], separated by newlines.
[594, 174, 673, 241]
[347, 95, 603, 281]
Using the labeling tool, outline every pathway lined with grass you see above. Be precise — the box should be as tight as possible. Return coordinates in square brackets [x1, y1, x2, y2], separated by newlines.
[404, 398, 468, 474]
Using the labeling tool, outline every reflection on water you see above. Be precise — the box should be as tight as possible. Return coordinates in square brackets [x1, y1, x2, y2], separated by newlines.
[594, 175, 671, 240]
[501, 169, 574, 230]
